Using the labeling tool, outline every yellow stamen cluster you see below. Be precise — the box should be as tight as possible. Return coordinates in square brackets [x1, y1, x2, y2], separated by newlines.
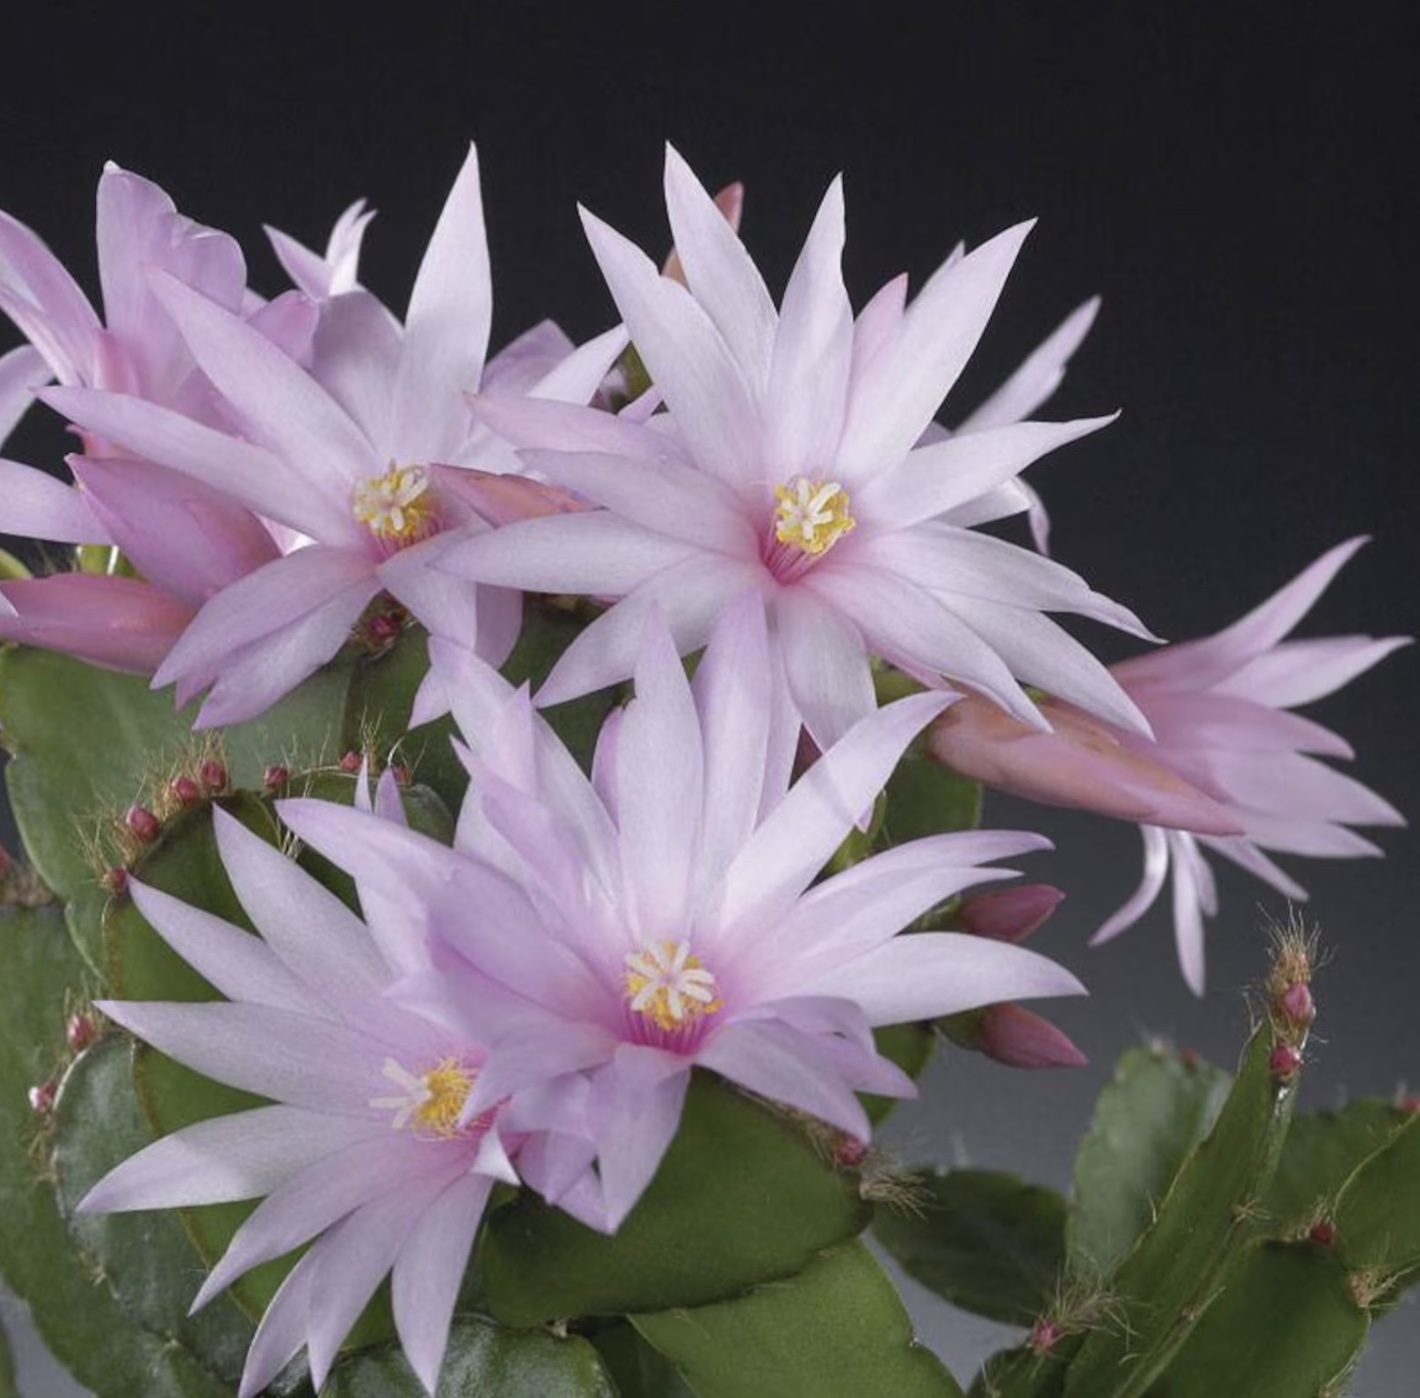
[625, 940, 722, 1032]
[372, 1057, 475, 1138]
[353, 464, 438, 544]
[773, 476, 856, 556]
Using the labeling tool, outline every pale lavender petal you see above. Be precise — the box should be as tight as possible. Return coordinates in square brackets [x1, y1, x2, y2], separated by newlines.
[0, 574, 191, 673]
[1169, 831, 1211, 996]
[390, 145, 492, 461]
[616, 613, 705, 934]
[41, 385, 347, 541]
[956, 297, 1101, 432]
[1200, 834, 1309, 901]
[773, 582, 876, 751]
[442, 508, 703, 596]
[307, 289, 404, 453]
[536, 553, 765, 707]
[523, 323, 630, 405]
[79, 1106, 384, 1211]
[518, 448, 755, 554]
[715, 690, 953, 930]
[663, 144, 777, 396]
[580, 205, 761, 487]
[765, 176, 854, 475]
[464, 1021, 618, 1116]
[69, 454, 280, 603]
[850, 272, 907, 382]
[1218, 751, 1404, 827]
[98, 1000, 389, 1111]
[796, 931, 1085, 1025]
[0, 207, 100, 382]
[592, 1047, 690, 1229]
[0, 456, 106, 542]
[1238, 813, 1384, 858]
[837, 222, 1035, 483]
[391, 1171, 495, 1394]
[853, 415, 1117, 532]
[245, 289, 319, 365]
[465, 392, 679, 461]
[1091, 825, 1172, 945]
[238, 1253, 314, 1398]
[697, 1020, 870, 1138]
[126, 879, 316, 1015]
[481, 318, 575, 396]
[1140, 690, 1354, 759]
[149, 271, 380, 506]
[212, 809, 389, 996]
[0, 343, 49, 442]
[1218, 634, 1412, 709]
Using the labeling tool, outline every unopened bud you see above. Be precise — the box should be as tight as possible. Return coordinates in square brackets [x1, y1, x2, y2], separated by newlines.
[831, 1134, 869, 1169]
[1400, 1094, 1419, 1115]
[199, 759, 228, 794]
[124, 805, 160, 842]
[1029, 1318, 1062, 1354]
[28, 1080, 56, 1114]
[1309, 1219, 1337, 1246]
[263, 764, 290, 792]
[389, 764, 413, 787]
[339, 751, 362, 774]
[367, 613, 401, 643]
[65, 1012, 98, 1053]
[959, 885, 1065, 943]
[169, 776, 201, 806]
[1269, 1043, 1303, 1080]
[102, 866, 129, 896]
[1278, 982, 1315, 1027]
[979, 1003, 1088, 1071]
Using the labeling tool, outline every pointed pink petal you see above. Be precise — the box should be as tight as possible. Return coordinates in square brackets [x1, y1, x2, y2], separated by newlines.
[1200, 834, 1309, 900]
[0, 206, 100, 381]
[1219, 634, 1411, 709]
[663, 144, 777, 395]
[580, 204, 761, 487]
[391, 144, 492, 459]
[851, 272, 908, 382]
[837, 221, 1035, 483]
[0, 343, 49, 441]
[765, 176, 854, 474]
[465, 391, 679, 461]
[524, 322, 631, 404]
[0, 455, 107, 542]
[773, 582, 876, 751]
[307, 288, 404, 452]
[1170, 832, 1212, 996]
[238, 1252, 315, 1398]
[1091, 824, 1172, 945]
[592, 1048, 690, 1230]
[956, 297, 1101, 431]
[245, 289, 319, 365]
[481, 319, 575, 395]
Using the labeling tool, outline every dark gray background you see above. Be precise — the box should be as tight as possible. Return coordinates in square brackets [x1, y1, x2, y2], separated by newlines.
[2, 5, 1415, 1393]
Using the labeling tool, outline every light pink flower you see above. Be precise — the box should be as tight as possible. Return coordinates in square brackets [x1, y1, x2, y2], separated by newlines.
[81, 807, 519, 1397]
[46, 145, 625, 725]
[442, 146, 1150, 751]
[933, 537, 1408, 993]
[281, 595, 1084, 1231]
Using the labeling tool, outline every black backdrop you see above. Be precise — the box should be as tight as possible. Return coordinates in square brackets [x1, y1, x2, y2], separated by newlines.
[2, 5, 1416, 1392]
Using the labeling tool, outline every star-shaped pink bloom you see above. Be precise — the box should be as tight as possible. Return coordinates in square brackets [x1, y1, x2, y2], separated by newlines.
[442, 146, 1152, 751]
[282, 595, 1084, 1231]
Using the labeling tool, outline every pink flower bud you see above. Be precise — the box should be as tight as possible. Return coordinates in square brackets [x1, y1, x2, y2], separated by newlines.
[339, 751, 362, 774]
[65, 1012, 98, 1053]
[1269, 1043, 1303, 1079]
[1029, 1319, 1062, 1354]
[169, 775, 201, 806]
[979, 1003, 1088, 1071]
[1309, 1220, 1337, 1246]
[831, 1134, 869, 1169]
[959, 885, 1065, 944]
[389, 764, 413, 787]
[1401, 1094, 1419, 1115]
[367, 613, 401, 643]
[28, 1080, 56, 1114]
[124, 805, 160, 842]
[263, 764, 290, 791]
[1278, 982, 1315, 1027]
[102, 866, 129, 896]
[200, 759, 228, 794]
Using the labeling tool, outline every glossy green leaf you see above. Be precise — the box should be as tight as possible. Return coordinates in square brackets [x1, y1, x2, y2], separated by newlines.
[874, 1169, 1067, 1326]
[479, 1072, 871, 1326]
[0, 904, 231, 1397]
[50, 1036, 254, 1387]
[1062, 1025, 1302, 1398]
[881, 748, 982, 848]
[1140, 1241, 1367, 1398]
[587, 1321, 699, 1398]
[320, 1316, 617, 1397]
[1261, 1097, 1410, 1234]
[633, 1240, 963, 1398]
[1067, 1045, 1230, 1278]
[1333, 1110, 1420, 1299]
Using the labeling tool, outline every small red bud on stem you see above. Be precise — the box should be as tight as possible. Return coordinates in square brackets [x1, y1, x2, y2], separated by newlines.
[1269, 1043, 1303, 1080]
[124, 805, 160, 842]
[263, 764, 290, 792]
[28, 1080, 56, 1114]
[339, 751, 363, 774]
[169, 776, 201, 806]
[199, 759, 228, 794]
[65, 1012, 98, 1053]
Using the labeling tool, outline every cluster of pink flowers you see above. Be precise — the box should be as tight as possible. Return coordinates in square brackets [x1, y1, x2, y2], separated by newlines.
[1, 145, 1405, 1392]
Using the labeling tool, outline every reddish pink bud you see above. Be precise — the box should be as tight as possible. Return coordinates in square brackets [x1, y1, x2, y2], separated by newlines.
[263, 764, 290, 791]
[831, 1134, 869, 1168]
[1029, 1318, 1062, 1354]
[65, 1012, 98, 1053]
[169, 775, 201, 806]
[1400, 1094, 1420, 1115]
[199, 759, 228, 794]
[339, 751, 363, 774]
[124, 805, 160, 842]
[1309, 1220, 1337, 1246]
[102, 866, 129, 896]
[979, 1003, 1088, 1071]
[1278, 982, 1315, 1026]
[389, 764, 413, 787]
[28, 1080, 56, 1114]
[1179, 1048, 1202, 1069]
[1269, 1043, 1303, 1079]
[367, 613, 401, 643]
[959, 885, 1065, 944]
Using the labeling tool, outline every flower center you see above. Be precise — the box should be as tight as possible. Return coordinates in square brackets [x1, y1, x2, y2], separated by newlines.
[371, 1056, 476, 1138]
[773, 476, 856, 557]
[353, 465, 440, 549]
[624, 940, 722, 1032]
